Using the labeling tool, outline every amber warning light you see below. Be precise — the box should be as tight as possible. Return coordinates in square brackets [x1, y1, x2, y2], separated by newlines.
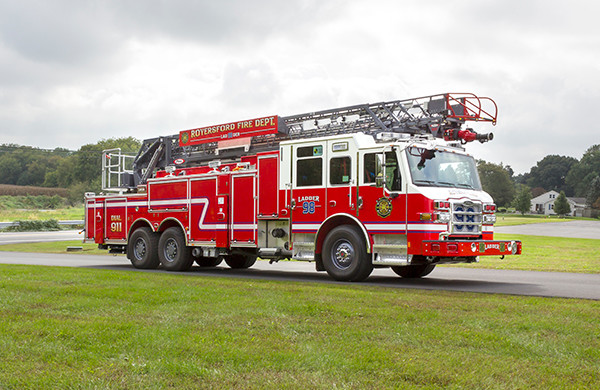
[179, 115, 287, 146]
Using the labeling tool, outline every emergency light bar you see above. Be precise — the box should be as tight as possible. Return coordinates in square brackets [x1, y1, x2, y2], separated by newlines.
[179, 115, 288, 147]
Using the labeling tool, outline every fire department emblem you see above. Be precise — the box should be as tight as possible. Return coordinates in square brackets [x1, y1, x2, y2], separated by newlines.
[376, 197, 392, 218]
[180, 131, 189, 145]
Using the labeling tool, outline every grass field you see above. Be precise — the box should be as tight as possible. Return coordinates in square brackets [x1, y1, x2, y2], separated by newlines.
[494, 213, 596, 226]
[0, 264, 598, 389]
[0, 207, 83, 222]
[452, 233, 600, 273]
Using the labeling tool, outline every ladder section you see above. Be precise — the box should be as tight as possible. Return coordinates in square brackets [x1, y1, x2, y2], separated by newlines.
[281, 93, 497, 140]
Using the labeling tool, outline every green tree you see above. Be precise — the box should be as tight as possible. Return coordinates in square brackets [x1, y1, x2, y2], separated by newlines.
[526, 155, 577, 195]
[0, 154, 22, 184]
[477, 161, 515, 207]
[74, 137, 140, 185]
[565, 144, 600, 197]
[586, 176, 600, 209]
[513, 185, 532, 215]
[553, 191, 571, 216]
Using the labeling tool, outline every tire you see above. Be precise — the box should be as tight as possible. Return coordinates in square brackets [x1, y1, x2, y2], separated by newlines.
[322, 225, 373, 282]
[158, 227, 194, 271]
[224, 254, 257, 269]
[196, 257, 223, 267]
[127, 227, 160, 269]
[392, 262, 436, 278]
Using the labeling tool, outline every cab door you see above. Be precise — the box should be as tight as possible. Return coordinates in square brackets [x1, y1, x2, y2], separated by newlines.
[326, 139, 356, 217]
[357, 147, 407, 231]
[290, 142, 327, 231]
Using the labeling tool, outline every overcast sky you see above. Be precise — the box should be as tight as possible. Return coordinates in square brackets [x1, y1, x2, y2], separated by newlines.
[1, 0, 599, 173]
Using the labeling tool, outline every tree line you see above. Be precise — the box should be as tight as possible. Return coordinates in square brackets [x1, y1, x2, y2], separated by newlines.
[0, 140, 598, 213]
[477, 144, 600, 214]
[0, 137, 140, 204]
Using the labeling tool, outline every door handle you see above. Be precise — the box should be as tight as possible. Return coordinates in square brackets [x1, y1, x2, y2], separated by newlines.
[329, 200, 336, 207]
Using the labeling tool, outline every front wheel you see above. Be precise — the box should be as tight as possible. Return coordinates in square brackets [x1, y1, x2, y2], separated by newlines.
[158, 227, 194, 271]
[322, 225, 373, 282]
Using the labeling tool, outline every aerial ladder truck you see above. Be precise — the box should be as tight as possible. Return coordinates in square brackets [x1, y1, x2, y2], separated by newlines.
[85, 93, 521, 281]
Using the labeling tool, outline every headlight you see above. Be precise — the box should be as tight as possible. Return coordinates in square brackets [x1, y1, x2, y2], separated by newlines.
[436, 212, 451, 223]
[483, 214, 496, 224]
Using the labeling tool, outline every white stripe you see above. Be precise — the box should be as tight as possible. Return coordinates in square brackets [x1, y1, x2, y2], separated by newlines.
[406, 223, 446, 232]
[196, 224, 228, 230]
[364, 223, 408, 230]
[232, 224, 257, 230]
[292, 223, 321, 230]
[149, 199, 187, 207]
[104, 201, 148, 208]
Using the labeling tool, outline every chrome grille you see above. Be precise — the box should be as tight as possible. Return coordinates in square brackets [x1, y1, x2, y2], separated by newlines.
[451, 201, 482, 234]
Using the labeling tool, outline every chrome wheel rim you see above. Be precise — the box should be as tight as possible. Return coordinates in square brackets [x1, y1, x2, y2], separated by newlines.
[331, 239, 354, 270]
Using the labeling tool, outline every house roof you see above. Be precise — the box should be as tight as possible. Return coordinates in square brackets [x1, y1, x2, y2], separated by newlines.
[568, 197, 587, 205]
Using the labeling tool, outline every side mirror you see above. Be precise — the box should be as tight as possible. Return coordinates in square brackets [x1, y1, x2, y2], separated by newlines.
[375, 173, 384, 188]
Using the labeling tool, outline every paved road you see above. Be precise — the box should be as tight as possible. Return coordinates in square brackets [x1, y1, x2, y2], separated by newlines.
[495, 220, 600, 239]
[0, 252, 598, 300]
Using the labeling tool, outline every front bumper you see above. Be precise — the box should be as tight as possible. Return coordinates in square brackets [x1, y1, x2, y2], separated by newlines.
[422, 240, 522, 257]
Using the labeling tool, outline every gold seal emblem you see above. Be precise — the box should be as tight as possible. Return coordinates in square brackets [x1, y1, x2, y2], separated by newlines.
[181, 131, 190, 145]
[376, 197, 392, 218]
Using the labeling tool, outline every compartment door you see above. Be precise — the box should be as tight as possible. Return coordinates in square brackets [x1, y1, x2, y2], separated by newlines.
[231, 173, 257, 246]
[104, 198, 127, 242]
[190, 177, 220, 245]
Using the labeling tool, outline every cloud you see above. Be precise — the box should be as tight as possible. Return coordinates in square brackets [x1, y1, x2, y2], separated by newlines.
[0, 0, 598, 175]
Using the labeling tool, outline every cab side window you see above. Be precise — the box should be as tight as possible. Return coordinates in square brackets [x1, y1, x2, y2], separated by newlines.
[385, 151, 402, 191]
[296, 145, 323, 187]
[330, 157, 351, 185]
[363, 153, 378, 183]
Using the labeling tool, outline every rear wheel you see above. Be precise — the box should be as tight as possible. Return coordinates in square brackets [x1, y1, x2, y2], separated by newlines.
[322, 225, 373, 282]
[392, 260, 436, 278]
[224, 254, 257, 269]
[127, 227, 159, 269]
[158, 227, 194, 271]
[196, 257, 223, 267]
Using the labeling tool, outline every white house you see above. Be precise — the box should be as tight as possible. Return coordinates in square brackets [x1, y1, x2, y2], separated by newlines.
[530, 190, 587, 216]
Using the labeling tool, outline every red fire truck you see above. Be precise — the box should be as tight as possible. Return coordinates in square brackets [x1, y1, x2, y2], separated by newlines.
[84, 93, 521, 281]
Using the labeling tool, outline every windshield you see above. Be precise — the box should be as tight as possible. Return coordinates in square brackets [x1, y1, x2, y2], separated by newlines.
[406, 147, 482, 190]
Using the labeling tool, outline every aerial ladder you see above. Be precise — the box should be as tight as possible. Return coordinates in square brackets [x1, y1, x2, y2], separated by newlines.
[102, 93, 497, 192]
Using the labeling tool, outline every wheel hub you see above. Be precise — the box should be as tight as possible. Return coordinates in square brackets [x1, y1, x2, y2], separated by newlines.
[333, 241, 354, 270]
[134, 238, 146, 260]
[164, 238, 178, 262]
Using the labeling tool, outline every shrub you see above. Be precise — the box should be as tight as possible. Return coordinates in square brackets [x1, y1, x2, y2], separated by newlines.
[3, 219, 61, 232]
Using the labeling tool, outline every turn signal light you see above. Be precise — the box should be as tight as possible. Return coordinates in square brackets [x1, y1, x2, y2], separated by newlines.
[483, 203, 496, 213]
[434, 200, 451, 210]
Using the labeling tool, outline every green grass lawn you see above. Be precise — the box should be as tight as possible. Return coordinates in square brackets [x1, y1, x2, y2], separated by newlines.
[494, 213, 595, 226]
[0, 240, 105, 255]
[447, 233, 600, 273]
[0, 265, 598, 389]
[0, 206, 84, 222]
